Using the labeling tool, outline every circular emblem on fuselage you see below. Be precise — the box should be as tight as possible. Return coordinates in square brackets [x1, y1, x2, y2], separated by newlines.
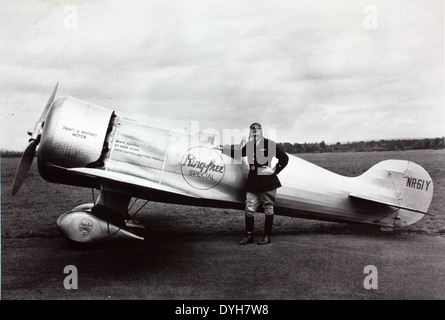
[181, 146, 225, 190]
[78, 218, 94, 233]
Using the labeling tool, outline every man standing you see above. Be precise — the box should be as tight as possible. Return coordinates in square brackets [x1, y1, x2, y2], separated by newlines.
[220, 123, 289, 245]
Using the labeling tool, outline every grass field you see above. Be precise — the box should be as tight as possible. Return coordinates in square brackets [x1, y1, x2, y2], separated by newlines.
[1, 149, 444, 239]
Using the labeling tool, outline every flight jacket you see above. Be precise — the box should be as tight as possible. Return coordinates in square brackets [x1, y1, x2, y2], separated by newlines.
[224, 138, 289, 192]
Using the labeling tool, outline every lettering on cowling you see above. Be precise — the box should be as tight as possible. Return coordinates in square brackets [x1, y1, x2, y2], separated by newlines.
[62, 126, 98, 140]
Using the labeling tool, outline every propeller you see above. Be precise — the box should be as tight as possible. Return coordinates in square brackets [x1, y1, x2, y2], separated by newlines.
[12, 83, 59, 196]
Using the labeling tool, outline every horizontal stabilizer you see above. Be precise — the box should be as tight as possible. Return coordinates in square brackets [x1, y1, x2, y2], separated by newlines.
[69, 167, 199, 199]
[349, 193, 432, 216]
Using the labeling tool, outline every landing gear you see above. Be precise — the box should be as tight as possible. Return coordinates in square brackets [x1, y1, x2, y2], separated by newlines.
[57, 189, 148, 246]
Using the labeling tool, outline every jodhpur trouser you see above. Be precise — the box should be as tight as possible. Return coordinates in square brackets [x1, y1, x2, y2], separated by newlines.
[245, 189, 277, 217]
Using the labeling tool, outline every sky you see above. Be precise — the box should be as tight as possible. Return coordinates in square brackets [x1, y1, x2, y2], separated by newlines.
[0, 0, 443, 151]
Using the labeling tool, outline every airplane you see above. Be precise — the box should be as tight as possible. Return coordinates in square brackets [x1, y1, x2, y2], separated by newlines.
[12, 83, 434, 245]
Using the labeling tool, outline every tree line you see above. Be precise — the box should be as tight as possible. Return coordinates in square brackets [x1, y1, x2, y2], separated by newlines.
[277, 137, 444, 154]
[1, 137, 443, 157]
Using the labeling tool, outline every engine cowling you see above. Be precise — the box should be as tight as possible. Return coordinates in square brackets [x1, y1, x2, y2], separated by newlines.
[37, 96, 115, 187]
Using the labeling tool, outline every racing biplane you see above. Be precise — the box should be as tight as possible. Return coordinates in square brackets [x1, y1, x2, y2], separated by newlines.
[12, 84, 434, 244]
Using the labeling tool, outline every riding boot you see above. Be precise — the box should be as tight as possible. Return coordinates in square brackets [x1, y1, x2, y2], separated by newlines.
[258, 215, 273, 245]
[239, 215, 254, 245]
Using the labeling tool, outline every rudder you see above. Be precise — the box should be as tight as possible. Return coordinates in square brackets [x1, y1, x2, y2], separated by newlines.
[352, 160, 434, 226]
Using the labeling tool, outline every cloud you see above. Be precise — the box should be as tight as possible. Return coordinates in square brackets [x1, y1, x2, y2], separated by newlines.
[0, 0, 443, 151]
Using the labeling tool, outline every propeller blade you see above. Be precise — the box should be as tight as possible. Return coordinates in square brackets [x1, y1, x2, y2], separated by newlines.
[13, 83, 59, 196]
[12, 140, 38, 196]
[38, 82, 58, 123]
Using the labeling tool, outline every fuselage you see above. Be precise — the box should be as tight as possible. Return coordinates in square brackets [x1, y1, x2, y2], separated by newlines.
[37, 96, 432, 228]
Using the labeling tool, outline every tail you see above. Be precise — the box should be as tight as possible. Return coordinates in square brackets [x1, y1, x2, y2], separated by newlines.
[350, 160, 434, 227]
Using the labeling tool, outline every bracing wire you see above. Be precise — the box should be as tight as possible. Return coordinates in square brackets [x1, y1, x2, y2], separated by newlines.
[128, 198, 138, 212]
[113, 199, 149, 236]
[128, 200, 149, 221]
[373, 207, 400, 223]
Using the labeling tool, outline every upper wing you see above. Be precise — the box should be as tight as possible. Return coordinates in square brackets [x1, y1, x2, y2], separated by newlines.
[68, 167, 199, 198]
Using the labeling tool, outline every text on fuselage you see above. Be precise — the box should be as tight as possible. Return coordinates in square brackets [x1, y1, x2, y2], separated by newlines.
[405, 176, 432, 191]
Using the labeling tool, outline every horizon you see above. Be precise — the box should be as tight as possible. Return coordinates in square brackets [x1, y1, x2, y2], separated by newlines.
[2, 135, 443, 153]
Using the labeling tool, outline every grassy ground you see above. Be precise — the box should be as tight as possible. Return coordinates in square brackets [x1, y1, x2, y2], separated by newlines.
[2, 149, 444, 239]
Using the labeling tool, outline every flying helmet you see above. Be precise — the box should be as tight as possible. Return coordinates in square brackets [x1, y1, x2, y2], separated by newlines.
[249, 122, 262, 140]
